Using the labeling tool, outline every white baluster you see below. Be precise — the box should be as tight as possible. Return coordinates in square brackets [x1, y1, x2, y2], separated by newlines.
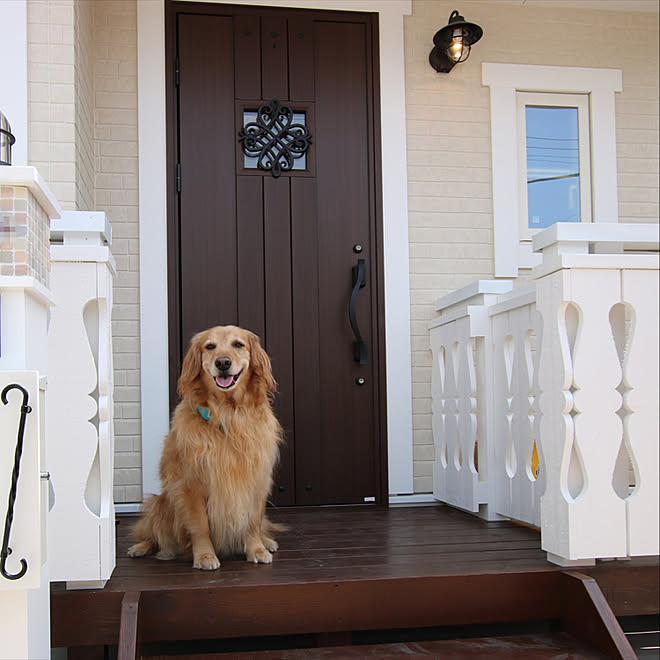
[621, 269, 659, 557]
[456, 334, 479, 510]
[570, 269, 627, 558]
[538, 268, 627, 564]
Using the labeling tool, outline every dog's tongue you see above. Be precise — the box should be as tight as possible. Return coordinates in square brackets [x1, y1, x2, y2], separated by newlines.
[215, 375, 233, 388]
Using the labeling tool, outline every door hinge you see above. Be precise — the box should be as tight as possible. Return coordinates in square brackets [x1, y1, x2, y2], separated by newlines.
[176, 162, 182, 193]
[175, 56, 180, 87]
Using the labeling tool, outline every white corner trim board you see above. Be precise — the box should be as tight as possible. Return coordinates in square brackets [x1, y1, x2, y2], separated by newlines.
[482, 63, 623, 278]
[137, 0, 414, 499]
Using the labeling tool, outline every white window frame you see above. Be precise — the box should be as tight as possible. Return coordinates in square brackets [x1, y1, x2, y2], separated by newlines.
[482, 63, 622, 277]
[517, 92, 592, 240]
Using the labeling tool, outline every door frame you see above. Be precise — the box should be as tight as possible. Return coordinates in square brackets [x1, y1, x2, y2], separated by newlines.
[137, 0, 414, 501]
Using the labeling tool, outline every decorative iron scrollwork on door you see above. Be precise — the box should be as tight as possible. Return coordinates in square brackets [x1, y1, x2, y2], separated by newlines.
[239, 98, 312, 178]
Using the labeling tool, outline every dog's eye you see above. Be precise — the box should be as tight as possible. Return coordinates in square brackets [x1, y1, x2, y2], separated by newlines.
[205, 343, 216, 350]
[232, 340, 245, 349]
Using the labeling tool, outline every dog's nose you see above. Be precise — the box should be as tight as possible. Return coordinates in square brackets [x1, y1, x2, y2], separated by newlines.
[215, 357, 232, 372]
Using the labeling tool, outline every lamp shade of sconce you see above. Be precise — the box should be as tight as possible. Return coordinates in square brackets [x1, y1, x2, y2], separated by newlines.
[429, 10, 483, 73]
[0, 111, 15, 166]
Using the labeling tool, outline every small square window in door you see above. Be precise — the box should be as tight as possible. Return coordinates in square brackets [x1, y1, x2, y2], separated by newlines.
[238, 98, 312, 177]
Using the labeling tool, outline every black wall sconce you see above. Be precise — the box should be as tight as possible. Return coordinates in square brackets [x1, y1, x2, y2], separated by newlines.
[0, 111, 15, 166]
[429, 10, 483, 73]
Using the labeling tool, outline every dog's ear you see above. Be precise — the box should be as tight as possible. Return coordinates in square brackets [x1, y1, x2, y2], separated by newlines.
[177, 331, 203, 399]
[248, 332, 277, 396]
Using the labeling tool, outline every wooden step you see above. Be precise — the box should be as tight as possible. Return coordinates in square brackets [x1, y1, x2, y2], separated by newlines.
[144, 632, 609, 659]
[117, 572, 635, 660]
[56, 508, 654, 660]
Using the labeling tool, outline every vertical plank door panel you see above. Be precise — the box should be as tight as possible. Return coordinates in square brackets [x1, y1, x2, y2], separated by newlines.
[314, 20, 377, 504]
[178, 15, 237, 347]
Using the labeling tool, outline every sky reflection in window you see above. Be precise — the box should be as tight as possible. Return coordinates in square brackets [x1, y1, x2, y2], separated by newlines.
[525, 106, 580, 229]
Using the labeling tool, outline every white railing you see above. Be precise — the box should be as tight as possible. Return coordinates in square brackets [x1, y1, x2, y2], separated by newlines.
[430, 281, 511, 519]
[430, 223, 659, 566]
[489, 286, 544, 528]
[47, 212, 116, 588]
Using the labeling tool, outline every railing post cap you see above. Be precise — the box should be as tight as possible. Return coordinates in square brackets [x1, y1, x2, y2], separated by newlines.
[50, 211, 111, 247]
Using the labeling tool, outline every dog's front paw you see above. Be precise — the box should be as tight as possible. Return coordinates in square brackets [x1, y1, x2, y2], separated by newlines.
[263, 537, 279, 552]
[127, 541, 152, 558]
[247, 546, 273, 564]
[193, 552, 221, 570]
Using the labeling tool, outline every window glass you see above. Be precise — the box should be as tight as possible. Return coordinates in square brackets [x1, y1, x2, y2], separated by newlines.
[243, 110, 307, 171]
[517, 92, 591, 239]
[525, 106, 580, 229]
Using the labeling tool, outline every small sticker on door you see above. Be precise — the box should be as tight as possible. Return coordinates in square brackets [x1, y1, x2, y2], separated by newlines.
[363, 496, 376, 503]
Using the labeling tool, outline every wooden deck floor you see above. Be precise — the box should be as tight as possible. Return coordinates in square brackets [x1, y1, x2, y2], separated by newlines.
[51, 505, 659, 655]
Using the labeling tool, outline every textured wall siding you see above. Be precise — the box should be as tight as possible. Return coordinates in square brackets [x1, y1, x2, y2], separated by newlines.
[27, 0, 142, 503]
[74, 0, 94, 210]
[93, 0, 142, 504]
[405, 0, 659, 493]
[27, 0, 76, 210]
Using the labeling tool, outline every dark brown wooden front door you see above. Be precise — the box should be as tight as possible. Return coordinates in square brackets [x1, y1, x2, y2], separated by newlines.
[166, 2, 386, 506]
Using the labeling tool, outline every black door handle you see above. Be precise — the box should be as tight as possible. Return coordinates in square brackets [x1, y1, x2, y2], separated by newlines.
[349, 259, 368, 365]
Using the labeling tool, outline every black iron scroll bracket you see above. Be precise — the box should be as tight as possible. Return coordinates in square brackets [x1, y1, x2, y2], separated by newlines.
[349, 259, 368, 365]
[1, 383, 32, 581]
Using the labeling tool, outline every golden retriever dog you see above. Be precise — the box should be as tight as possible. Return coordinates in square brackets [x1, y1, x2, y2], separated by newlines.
[127, 325, 283, 570]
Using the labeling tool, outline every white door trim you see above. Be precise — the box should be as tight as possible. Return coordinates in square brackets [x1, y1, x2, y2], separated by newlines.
[137, 0, 414, 499]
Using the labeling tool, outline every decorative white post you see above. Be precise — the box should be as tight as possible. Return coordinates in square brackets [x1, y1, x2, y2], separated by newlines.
[0, 166, 60, 659]
[620, 268, 659, 557]
[430, 280, 513, 519]
[47, 211, 116, 588]
[489, 286, 544, 527]
[534, 223, 659, 566]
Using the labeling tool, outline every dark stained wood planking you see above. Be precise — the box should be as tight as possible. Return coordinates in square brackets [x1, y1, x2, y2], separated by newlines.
[233, 13, 261, 100]
[178, 14, 237, 345]
[236, 176, 265, 338]
[117, 591, 141, 660]
[51, 507, 659, 651]
[146, 634, 610, 659]
[170, 3, 386, 505]
[561, 572, 637, 659]
[264, 177, 295, 501]
[291, 177, 322, 505]
[261, 15, 288, 100]
[288, 16, 315, 101]
[314, 20, 377, 504]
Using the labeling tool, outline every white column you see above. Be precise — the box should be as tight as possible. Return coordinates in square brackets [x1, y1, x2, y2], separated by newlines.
[47, 212, 116, 588]
[0, 167, 60, 659]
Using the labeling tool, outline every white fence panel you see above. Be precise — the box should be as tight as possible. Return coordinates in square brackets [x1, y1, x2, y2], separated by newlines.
[534, 222, 659, 565]
[489, 291, 543, 527]
[430, 315, 481, 513]
[430, 222, 659, 566]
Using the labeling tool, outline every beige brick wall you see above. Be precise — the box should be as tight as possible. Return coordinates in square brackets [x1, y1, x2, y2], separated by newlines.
[405, 0, 659, 493]
[28, 0, 76, 210]
[28, 0, 142, 503]
[93, 0, 141, 503]
[74, 0, 94, 210]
